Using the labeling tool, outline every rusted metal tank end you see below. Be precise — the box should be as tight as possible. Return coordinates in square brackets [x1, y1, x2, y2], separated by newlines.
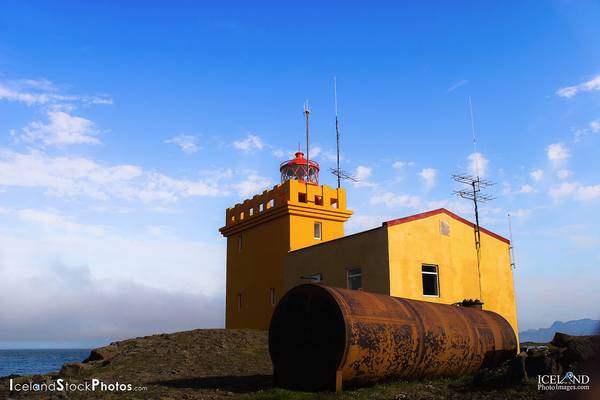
[269, 284, 517, 392]
[268, 284, 348, 391]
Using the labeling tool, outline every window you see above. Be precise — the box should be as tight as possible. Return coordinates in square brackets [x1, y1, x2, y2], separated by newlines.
[315, 195, 323, 205]
[330, 198, 338, 208]
[268, 199, 274, 208]
[238, 233, 243, 252]
[347, 268, 362, 290]
[237, 293, 242, 310]
[422, 264, 439, 296]
[249, 207, 254, 216]
[313, 221, 322, 239]
[310, 273, 322, 282]
[298, 192, 307, 203]
[259, 203, 264, 213]
[270, 288, 276, 306]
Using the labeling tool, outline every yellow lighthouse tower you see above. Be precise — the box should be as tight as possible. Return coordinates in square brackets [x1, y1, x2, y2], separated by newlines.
[219, 150, 352, 329]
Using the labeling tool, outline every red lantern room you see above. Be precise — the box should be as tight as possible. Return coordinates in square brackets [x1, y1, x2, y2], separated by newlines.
[280, 151, 319, 184]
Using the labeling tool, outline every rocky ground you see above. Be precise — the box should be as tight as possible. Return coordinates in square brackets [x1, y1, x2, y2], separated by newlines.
[1, 329, 598, 400]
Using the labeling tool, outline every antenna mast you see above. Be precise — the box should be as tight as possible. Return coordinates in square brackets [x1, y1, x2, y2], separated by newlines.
[304, 101, 311, 183]
[328, 77, 356, 185]
[334, 77, 341, 188]
[508, 213, 516, 269]
[452, 97, 496, 300]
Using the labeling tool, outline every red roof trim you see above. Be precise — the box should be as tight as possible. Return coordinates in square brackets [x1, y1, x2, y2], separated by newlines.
[384, 208, 510, 244]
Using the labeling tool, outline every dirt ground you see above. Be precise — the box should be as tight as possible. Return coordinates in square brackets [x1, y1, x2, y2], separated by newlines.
[0, 329, 553, 400]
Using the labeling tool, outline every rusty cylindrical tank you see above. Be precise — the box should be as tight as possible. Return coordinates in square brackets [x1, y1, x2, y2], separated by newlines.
[268, 284, 517, 392]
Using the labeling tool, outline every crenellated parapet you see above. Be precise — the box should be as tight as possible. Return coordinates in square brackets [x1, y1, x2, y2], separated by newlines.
[220, 179, 351, 236]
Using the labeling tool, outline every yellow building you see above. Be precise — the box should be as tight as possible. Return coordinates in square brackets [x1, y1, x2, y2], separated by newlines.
[220, 152, 518, 337]
[285, 208, 519, 337]
[219, 151, 352, 329]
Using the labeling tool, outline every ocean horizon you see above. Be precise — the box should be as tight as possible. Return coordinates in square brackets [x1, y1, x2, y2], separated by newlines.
[0, 349, 91, 377]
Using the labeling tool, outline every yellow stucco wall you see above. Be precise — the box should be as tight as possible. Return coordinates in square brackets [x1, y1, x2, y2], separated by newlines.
[220, 179, 352, 329]
[284, 227, 390, 294]
[386, 211, 519, 337]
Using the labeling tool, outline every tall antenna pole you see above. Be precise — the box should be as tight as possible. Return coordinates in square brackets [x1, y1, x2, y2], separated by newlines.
[452, 97, 496, 301]
[508, 213, 516, 269]
[334, 77, 341, 189]
[304, 101, 311, 183]
[328, 78, 357, 185]
[469, 96, 479, 177]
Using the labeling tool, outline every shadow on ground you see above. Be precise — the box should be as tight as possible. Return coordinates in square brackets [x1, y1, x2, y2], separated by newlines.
[150, 374, 274, 393]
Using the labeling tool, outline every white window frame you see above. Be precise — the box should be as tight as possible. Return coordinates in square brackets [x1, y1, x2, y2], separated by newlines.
[421, 264, 440, 297]
[313, 221, 322, 240]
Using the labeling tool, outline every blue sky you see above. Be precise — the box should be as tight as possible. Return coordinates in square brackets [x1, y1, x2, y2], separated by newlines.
[1, 1, 599, 347]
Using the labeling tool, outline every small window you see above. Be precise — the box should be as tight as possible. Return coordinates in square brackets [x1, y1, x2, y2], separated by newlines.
[310, 273, 322, 282]
[268, 199, 274, 208]
[298, 193, 307, 203]
[270, 288, 276, 306]
[347, 268, 362, 290]
[249, 207, 254, 216]
[237, 293, 242, 310]
[422, 264, 439, 297]
[259, 203, 264, 213]
[315, 195, 323, 205]
[238, 233, 243, 252]
[313, 221, 322, 239]
[330, 198, 338, 208]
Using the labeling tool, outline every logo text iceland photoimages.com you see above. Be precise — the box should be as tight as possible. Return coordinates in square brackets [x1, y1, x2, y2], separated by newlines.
[9, 378, 147, 393]
[538, 371, 590, 391]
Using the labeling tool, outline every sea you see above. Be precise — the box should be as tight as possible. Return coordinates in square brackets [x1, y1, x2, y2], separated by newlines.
[0, 349, 91, 377]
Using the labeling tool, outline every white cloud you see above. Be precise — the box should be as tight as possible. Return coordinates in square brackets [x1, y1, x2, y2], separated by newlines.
[392, 161, 414, 169]
[165, 135, 200, 153]
[353, 165, 376, 188]
[425, 199, 472, 216]
[547, 143, 570, 163]
[590, 120, 600, 132]
[576, 185, 600, 201]
[17, 111, 100, 146]
[345, 214, 386, 234]
[557, 169, 572, 180]
[233, 134, 263, 152]
[0, 79, 112, 106]
[549, 182, 600, 201]
[556, 74, 600, 98]
[0, 149, 225, 203]
[518, 184, 536, 194]
[549, 182, 578, 199]
[0, 217, 224, 346]
[467, 152, 489, 177]
[16, 209, 106, 236]
[509, 209, 531, 218]
[530, 169, 544, 181]
[418, 168, 437, 190]
[231, 174, 272, 198]
[370, 192, 421, 209]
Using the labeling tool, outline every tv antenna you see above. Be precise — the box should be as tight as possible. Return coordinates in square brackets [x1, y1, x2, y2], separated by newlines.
[328, 77, 357, 186]
[452, 96, 496, 299]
